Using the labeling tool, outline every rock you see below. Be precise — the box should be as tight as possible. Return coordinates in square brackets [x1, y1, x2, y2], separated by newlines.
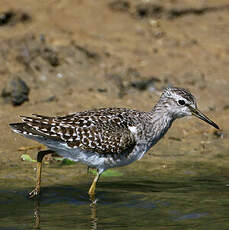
[1, 76, 30, 106]
[135, 3, 163, 19]
[0, 10, 31, 26]
[0, 11, 14, 26]
[129, 76, 160, 91]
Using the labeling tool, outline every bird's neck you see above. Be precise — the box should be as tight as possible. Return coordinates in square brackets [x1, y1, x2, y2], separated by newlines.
[144, 105, 175, 147]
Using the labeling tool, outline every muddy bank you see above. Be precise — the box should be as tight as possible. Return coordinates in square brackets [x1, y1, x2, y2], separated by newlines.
[0, 0, 228, 190]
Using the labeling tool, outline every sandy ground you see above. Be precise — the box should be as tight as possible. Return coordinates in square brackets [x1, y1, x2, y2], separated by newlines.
[0, 0, 228, 187]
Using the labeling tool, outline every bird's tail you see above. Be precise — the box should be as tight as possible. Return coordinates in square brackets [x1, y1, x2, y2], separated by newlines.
[9, 122, 40, 137]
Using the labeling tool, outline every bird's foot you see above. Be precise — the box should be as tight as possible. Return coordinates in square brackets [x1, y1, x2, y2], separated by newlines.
[28, 187, 40, 199]
[88, 190, 97, 205]
[90, 198, 98, 207]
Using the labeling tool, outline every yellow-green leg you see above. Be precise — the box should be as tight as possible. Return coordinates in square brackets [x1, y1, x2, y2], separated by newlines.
[28, 150, 54, 199]
[88, 171, 100, 198]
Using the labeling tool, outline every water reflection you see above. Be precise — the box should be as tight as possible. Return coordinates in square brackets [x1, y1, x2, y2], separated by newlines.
[33, 197, 99, 230]
[33, 199, 40, 229]
[90, 201, 98, 230]
[1, 175, 229, 229]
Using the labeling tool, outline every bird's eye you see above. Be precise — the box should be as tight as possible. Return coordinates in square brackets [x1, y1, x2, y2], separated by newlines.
[178, 100, 185, 105]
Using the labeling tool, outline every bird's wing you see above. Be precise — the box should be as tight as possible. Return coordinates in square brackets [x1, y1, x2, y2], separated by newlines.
[12, 109, 137, 156]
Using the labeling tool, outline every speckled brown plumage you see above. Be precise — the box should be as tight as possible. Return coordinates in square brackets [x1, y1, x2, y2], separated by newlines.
[12, 108, 147, 156]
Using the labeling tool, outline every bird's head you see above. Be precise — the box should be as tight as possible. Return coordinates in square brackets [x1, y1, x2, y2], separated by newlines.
[158, 87, 219, 129]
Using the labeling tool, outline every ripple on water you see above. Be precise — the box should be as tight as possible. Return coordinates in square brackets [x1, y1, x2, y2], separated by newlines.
[174, 212, 208, 221]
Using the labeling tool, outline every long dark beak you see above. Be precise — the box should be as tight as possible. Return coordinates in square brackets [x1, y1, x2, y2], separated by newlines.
[189, 106, 219, 129]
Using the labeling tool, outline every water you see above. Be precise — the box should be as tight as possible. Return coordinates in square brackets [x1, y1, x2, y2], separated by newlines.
[0, 169, 229, 230]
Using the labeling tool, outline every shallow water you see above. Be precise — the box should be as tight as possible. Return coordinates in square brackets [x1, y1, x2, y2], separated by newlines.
[0, 169, 229, 230]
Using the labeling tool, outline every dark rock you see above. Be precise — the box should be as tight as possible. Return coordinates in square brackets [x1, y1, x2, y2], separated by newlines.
[20, 12, 31, 22]
[0, 10, 31, 26]
[97, 88, 107, 93]
[130, 77, 160, 91]
[166, 6, 223, 20]
[0, 11, 14, 26]
[135, 4, 163, 19]
[1, 76, 30, 106]
[132, 3, 229, 20]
